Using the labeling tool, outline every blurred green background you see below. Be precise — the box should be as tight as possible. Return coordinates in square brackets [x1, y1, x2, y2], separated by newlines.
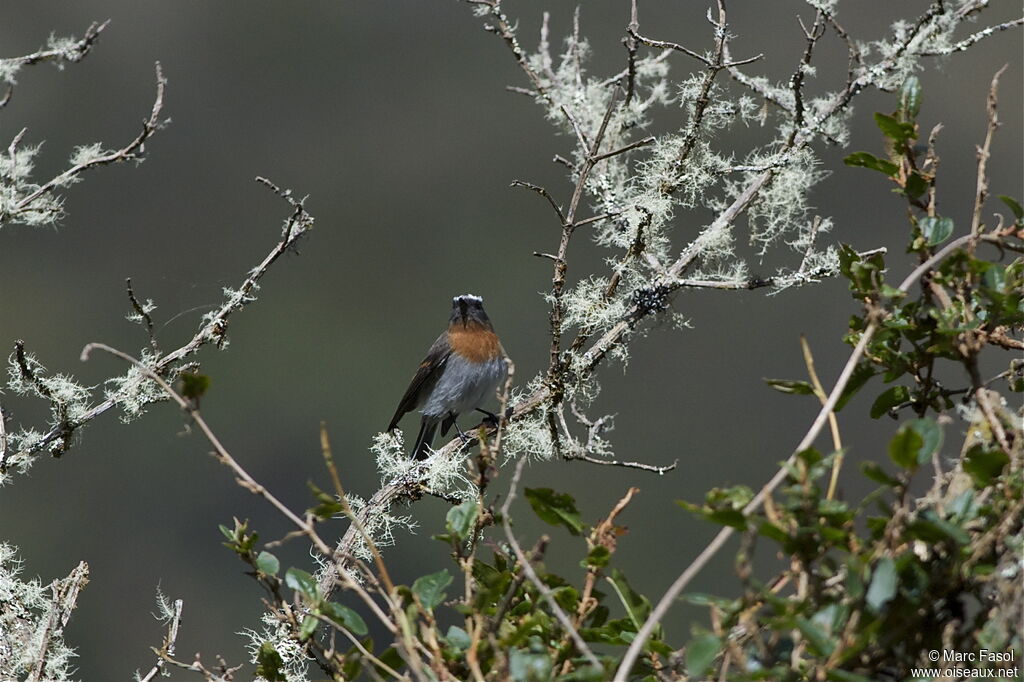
[1, 2, 1020, 679]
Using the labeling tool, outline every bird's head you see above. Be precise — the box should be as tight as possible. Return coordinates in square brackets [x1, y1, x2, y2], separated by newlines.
[450, 294, 491, 328]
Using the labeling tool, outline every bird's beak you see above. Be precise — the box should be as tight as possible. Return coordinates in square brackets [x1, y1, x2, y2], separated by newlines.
[458, 297, 469, 322]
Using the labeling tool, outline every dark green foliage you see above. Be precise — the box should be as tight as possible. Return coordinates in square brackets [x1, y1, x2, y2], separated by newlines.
[663, 78, 1022, 681]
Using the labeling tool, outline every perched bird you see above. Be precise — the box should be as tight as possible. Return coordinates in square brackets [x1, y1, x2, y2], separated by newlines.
[388, 294, 508, 460]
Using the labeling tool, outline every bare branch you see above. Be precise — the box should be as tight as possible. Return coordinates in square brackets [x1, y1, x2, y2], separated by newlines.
[970, 66, 1007, 240]
[3, 63, 168, 225]
[511, 180, 566, 225]
[9, 178, 313, 466]
[126, 278, 160, 356]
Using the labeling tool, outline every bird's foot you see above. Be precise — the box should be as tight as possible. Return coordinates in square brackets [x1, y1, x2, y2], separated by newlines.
[475, 408, 502, 428]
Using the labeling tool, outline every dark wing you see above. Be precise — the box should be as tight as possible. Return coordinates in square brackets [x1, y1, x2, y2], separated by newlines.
[387, 332, 451, 431]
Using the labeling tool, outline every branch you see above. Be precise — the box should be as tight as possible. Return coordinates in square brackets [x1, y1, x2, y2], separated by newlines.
[0, 20, 108, 112]
[138, 598, 184, 682]
[918, 17, 1024, 56]
[5, 178, 313, 470]
[126, 277, 160, 356]
[2, 62, 168, 225]
[26, 561, 89, 682]
[970, 66, 1006, 240]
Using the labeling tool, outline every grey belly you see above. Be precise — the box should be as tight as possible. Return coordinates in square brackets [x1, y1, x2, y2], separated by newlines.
[422, 354, 506, 418]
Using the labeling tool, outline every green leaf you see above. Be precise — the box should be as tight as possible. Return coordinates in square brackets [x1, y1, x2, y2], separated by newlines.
[796, 616, 835, 656]
[920, 216, 954, 246]
[908, 510, 970, 545]
[706, 509, 748, 530]
[764, 378, 815, 395]
[898, 75, 922, 119]
[963, 445, 1009, 487]
[180, 372, 211, 400]
[906, 418, 943, 464]
[866, 556, 897, 612]
[685, 632, 721, 677]
[378, 647, 404, 677]
[509, 644, 552, 681]
[998, 195, 1023, 220]
[254, 641, 287, 681]
[608, 568, 653, 631]
[298, 614, 319, 641]
[582, 545, 611, 569]
[524, 488, 584, 535]
[888, 424, 924, 469]
[828, 670, 876, 682]
[412, 569, 452, 611]
[861, 461, 900, 487]
[757, 521, 790, 545]
[904, 172, 928, 198]
[871, 385, 909, 418]
[446, 498, 478, 541]
[874, 112, 916, 145]
[843, 151, 899, 177]
[982, 264, 1007, 292]
[285, 568, 320, 602]
[306, 481, 343, 520]
[446, 625, 471, 652]
[322, 601, 368, 636]
[254, 551, 279, 576]
[835, 363, 876, 412]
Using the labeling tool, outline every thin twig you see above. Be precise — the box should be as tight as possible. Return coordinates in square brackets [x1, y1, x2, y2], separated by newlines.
[138, 598, 184, 682]
[126, 277, 161, 356]
[511, 180, 566, 225]
[800, 335, 844, 500]
[564, 452, 677, 474]
[969, 66, 1006, 241]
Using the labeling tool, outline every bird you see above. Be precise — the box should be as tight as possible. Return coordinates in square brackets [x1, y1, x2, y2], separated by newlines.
[388, 294, 508, 460]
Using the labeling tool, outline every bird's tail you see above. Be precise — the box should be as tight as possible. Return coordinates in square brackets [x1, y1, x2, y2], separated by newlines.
[412, 417, 439, 460]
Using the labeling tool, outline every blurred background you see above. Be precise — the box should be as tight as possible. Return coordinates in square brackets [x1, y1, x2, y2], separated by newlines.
[0, 2, 1020, 678]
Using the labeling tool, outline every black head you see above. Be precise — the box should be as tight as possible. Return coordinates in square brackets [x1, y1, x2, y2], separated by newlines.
[450, 294, 492, 327]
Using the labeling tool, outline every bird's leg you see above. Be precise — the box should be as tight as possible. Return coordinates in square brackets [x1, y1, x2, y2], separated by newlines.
[452, 414, 471, 443]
